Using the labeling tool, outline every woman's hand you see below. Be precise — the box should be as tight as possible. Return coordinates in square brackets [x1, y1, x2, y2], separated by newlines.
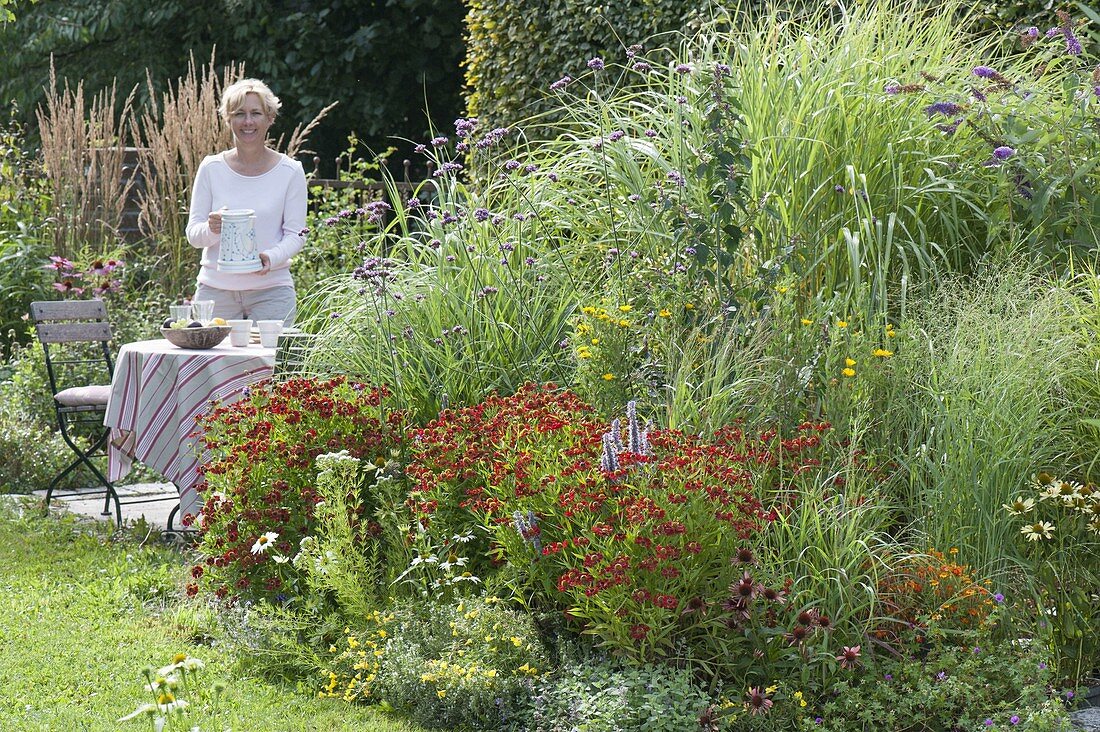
[207, 209, 224, 235]
[254, 252, 271, 275]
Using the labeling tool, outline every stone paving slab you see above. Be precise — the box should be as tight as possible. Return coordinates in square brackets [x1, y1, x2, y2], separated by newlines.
[1074, 707, 1100, 731]
[30, 482, 181, 530]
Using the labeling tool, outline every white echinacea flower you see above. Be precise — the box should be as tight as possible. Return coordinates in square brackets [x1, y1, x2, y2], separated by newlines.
[1020, 521, 1055, 541]
[1002, 496, 1035, 516]
[251, 531, 279, 555]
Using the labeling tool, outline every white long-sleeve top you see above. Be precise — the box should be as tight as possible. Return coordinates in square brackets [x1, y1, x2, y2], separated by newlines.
[185, 151, 308, 291]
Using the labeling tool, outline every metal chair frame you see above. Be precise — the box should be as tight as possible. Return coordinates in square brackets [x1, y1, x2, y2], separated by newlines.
[30, 300, 180, 529]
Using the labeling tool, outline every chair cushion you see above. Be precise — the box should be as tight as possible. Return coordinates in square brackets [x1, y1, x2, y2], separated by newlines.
[54, 384, 111, 408]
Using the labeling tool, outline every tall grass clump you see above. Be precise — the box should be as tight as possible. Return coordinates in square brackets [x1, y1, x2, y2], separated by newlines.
[134, 55, 237, 299]
[881, 266, 1079, 572]
[36, 63, 136, 258]
[730, 0, 1019, 310]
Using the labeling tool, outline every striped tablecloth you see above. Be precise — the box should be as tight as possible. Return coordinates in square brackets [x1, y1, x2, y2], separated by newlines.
[103, 339, 276, 521]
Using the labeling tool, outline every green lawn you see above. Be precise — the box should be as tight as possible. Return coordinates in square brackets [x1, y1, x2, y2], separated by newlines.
[0, 499, 424, 732]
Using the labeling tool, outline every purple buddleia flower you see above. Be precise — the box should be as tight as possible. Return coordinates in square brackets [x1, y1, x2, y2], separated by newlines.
[935, 117, 963, 136]
[924, 101, 963, 117]
[972, 66, 998, 79]
[993, 145, 1015, 160]
[971, 86, 987, 103]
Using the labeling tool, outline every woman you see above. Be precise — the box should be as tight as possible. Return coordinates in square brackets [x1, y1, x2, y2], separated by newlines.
[185, 78, 307, 325]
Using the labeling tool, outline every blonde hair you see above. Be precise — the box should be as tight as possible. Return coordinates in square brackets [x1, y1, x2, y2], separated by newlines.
[219, 78, 281, 123]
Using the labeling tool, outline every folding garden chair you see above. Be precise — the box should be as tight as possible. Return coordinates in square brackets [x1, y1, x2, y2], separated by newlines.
[30, 300, 177, 528]
[272, 331, 324, 381]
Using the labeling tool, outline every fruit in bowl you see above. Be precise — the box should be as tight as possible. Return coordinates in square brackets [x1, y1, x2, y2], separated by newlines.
[160, 324, 231, 349]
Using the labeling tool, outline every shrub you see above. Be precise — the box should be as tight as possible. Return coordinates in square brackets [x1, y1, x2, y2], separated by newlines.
[803, 642, 1073, 732]
[356, 596, 550, 730]
[189, 377, 406, 604]
[407, 383, 862, 683]
[884, 10, 1100, 261]
[0, 107, 52, 345]
[873, 548, 998, 651]
[0, 348, 80, 494]
[464, 0, 694, 130]
[528, 658, 710, 732]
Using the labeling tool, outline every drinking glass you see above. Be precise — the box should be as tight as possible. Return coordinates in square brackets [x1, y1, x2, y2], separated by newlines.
[191, 300, 215, 324]
[169, 304, 191, 322]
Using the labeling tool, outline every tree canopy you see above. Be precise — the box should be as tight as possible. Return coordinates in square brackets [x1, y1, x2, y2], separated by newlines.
[0, 0, 466, 172]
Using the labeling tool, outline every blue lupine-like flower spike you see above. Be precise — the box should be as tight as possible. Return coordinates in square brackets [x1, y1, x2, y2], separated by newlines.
[601, 433, 620, 473]
[626, 401, 642, 454]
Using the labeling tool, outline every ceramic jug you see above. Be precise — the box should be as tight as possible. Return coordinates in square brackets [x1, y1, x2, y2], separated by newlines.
[216, 209, 261, 272]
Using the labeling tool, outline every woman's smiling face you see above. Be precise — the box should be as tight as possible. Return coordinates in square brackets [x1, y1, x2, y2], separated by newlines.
[229, 92, 272, 144]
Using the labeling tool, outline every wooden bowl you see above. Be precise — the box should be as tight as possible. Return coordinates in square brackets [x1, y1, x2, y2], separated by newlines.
[161, 326, 231, 350]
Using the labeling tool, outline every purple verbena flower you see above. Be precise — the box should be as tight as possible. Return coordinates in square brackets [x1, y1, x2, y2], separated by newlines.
[433, 161, 463, 177]
[675, 63, 692, 74]
[454, 117, 478, 137]
[588, 57, 605, 70]
[550, 75, 572, 91]
[632, 61, 652, 73]
[430, 136, 449, 147]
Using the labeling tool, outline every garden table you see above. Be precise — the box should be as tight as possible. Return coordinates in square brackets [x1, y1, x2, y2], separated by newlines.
[103, 338, 276, 521]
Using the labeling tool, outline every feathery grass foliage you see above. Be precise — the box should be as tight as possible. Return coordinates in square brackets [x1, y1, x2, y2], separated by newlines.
[729, 0, 1014, 311]
[878, 267, 1079, 572]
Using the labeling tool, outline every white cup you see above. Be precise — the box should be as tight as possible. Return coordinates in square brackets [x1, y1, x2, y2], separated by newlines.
[226, 319, 252, 347]
[256, 319, 283, 348]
